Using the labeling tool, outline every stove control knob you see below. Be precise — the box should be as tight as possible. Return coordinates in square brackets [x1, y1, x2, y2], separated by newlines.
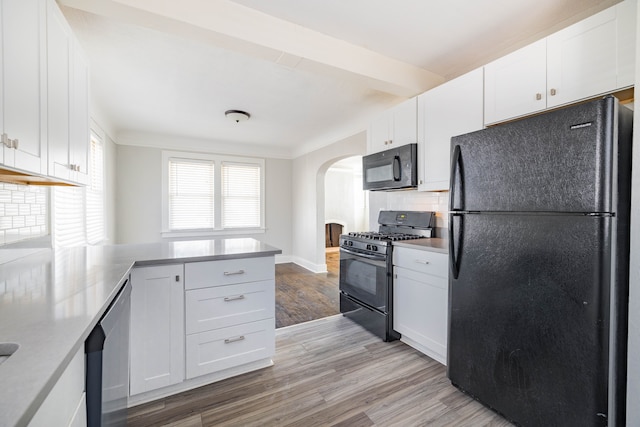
[348, 241, 353, 247]
[366, 244, 372, 250]
[372, 245, 378, 252]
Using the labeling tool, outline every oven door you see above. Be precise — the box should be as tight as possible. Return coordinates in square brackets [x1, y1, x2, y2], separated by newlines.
[339, 247, 388, 312]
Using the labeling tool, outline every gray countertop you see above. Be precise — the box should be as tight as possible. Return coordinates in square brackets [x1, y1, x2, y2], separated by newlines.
[392, 237, 449, 254]
[0, 238, 281, 427]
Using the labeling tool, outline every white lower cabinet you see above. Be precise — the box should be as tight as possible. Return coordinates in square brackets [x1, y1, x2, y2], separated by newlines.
[184, 256, 276, 380]
[186, 319, 275, 379]
[393, 247, 448, 365]
[29, 347, 86, 427]
[129, 264, 185, 396]
[129, 256, 275, 403]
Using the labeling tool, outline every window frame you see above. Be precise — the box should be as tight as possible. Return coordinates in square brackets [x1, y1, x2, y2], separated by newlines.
[161, 150, 266, 238]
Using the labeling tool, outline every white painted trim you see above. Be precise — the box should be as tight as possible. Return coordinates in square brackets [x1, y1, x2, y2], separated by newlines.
[291, 256, 327, 273]
[160, 150, 266, 233]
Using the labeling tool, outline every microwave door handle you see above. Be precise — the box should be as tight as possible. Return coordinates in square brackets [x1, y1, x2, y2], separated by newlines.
[393, 156, 401, 181]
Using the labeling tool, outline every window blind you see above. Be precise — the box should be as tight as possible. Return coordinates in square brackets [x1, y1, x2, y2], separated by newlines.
[222, 162, 261, 228]
[53, 186, 86, 247]
[86, 135, 105, 244]
[168, 158, 215, 230]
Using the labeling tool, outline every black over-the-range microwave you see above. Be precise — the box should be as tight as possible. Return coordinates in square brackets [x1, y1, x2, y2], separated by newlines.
[362, 143, 418, 191]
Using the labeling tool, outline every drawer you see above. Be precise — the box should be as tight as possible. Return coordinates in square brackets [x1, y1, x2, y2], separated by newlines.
[185, 319, 275, 379]
[185, 256, 274, 290]
[393, 246, 448, 278]
[185, 280, 275, 334]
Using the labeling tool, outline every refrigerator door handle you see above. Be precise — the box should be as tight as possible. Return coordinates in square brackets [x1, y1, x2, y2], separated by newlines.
[449, 145, 461, 211]
[449, 213, 462, 279]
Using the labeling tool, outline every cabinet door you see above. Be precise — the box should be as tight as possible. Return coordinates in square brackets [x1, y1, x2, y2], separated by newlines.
[390, 97, 417, 148]
[393, 266, 448, 365]
[367, 112, 391, 153]
[69, 40, 90, 184]
[1, 0, 46, 173]
[130, 264, 185, 396]
[484, 39, 547, 125]
[47, 0, 72, 181]
[615, 0, 636, 89]
[546, 6, 617, 108]
[418, 68, 483, 191]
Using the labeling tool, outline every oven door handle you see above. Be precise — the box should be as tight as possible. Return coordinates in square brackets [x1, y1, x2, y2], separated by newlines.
[340, 247, 386, 261]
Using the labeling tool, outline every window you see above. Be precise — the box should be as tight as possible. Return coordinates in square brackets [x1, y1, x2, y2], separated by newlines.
[162, 151, 265, 236]
[52, 130, 106, 247]
[86, 133, 105, 244]
[222, 162, 261, 228]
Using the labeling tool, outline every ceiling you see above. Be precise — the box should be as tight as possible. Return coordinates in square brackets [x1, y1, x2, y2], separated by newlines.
[58, 0, 619, 158]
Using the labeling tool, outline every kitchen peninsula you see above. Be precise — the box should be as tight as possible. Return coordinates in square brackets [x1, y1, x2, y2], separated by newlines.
[0, 238, 281, 427]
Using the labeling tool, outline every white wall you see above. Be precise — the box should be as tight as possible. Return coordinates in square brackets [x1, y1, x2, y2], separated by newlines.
[291, 132, 366, 272]
[114, 144, 293, 257]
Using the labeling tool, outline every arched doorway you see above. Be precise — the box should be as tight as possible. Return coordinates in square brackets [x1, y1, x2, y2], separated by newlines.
[323, 155, 367, 274]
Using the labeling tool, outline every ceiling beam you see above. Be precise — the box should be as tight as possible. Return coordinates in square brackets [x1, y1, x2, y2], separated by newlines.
[57, 0, 445, 97]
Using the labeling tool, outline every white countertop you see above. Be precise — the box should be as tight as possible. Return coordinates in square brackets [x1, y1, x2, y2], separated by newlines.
[0, 238, 281, 427]
[392, 237, 448, 254]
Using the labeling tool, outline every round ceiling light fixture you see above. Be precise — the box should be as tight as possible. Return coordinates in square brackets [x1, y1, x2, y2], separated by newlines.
[225, 110, 250, 123]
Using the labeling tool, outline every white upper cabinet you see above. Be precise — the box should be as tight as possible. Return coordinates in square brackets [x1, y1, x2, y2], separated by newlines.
[615, 0, 637, 88]
[484, 39, 547, 125]
[418, 68, 484, 192]
[546, 6, 617, 108]
[47, 0, 90, 185]
[0, 0, 47, 174]
[367, 97, 417, 154]
[484, 0, 636, 125]
[47, 0, 72, 181]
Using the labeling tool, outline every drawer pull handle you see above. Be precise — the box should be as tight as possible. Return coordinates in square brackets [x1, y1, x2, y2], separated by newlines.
[224, 295, 245, 302]
[224, 336, 245, 344]
[414, 260, 430, 265]
[224, 270, 245, 276]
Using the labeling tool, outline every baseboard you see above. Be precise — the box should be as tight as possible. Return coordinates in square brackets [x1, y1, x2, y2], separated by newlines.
[290, 256, 327, 273]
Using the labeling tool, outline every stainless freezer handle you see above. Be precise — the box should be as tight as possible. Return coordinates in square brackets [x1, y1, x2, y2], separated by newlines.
[449, 213, 461, 280]
[449, 145, 461, 211]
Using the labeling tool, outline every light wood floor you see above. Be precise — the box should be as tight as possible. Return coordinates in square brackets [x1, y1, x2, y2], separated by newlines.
[275, 250, 340, 328]
[127, 315, 512, 427]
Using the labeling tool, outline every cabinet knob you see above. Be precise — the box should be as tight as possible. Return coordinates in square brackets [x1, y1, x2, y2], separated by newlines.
[550, 88, 557, 96]
[535, 93, 542, 101]
[11, 138, 18, 149]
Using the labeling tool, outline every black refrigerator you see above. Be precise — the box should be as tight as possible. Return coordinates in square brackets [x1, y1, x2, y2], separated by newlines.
[447, 96, 632, 427]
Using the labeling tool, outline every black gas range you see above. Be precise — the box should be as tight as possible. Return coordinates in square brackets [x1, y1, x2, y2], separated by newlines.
[339, 210, 434, 341]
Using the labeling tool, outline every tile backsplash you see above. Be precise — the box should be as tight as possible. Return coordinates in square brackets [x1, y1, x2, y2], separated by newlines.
[369, 190, 449, 237]
[0, 183, 48, 245]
